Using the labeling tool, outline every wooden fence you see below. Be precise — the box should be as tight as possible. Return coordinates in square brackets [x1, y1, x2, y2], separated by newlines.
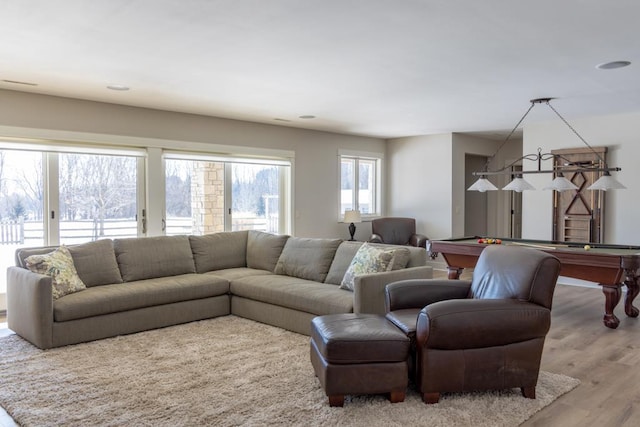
[0, 219, 24, 245]
[1, 215, 278, 245]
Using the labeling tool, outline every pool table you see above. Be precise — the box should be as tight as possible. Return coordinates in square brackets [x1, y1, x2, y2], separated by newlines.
[427, 237, 640, 329]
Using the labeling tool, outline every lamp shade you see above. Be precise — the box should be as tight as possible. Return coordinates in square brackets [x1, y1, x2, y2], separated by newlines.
[343, 209, 362, 223]
[543, 176, 579, 191]
[467, 177, 498, 192]
[502, 177, 536, 192]
[587, 173, 626, 191]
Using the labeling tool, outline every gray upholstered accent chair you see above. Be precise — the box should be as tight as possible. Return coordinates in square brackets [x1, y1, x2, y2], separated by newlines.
[385, 245, 561, 404]
[369, 217, 428, 248]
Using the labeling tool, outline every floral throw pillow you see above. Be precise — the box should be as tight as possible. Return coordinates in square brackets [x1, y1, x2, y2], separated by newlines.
[25, 245, 86, 300]
[340, 243, 395, 291]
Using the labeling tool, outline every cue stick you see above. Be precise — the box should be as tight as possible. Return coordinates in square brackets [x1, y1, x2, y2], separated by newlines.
[506, 241, 560, 250]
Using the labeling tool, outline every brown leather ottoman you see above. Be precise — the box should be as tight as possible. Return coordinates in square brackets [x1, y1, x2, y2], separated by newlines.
[310, 313, 410, 407]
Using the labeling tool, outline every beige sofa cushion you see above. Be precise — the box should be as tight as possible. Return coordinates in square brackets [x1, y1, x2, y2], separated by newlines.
[54, 274, 229, 322]
[68, 239, 123, 286]
[246, 230, 289, 272]
[114, 235, 196, 282]
[275, 237, 342, 282]
[189, 231, 248, 273]
[230, 275, 353, 316]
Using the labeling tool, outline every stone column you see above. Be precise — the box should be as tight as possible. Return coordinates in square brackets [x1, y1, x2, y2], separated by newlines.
[191, 162, 225, 234]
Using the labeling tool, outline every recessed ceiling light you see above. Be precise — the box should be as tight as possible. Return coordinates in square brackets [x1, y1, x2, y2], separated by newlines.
[596, 61, 631, 70]
[298, 115, 316, 119]
[107, 84, 130, 91]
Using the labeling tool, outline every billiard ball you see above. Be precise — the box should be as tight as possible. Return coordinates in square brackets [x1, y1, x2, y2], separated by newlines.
[584, 244, 591, 251]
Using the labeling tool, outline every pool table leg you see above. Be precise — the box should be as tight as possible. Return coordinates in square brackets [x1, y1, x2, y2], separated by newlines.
[623, 270, 639, 318]
[601, 285, 621, 329]
[447, 267, 465, 280]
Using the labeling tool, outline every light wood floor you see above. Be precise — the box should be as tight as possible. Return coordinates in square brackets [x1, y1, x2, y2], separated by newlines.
[0, 281, 639, 426]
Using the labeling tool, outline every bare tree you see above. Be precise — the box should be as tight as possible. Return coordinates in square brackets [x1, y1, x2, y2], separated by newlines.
[60, 154, 137, 237]
[15, 154, 44, 221]
[165, 159, 192, 217]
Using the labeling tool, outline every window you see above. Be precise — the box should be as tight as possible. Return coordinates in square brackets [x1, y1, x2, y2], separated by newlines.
[164, 155, 290, 235]
[0, 146, 144, 304]
[340, 152, 382, 217]
[0, 151, 45, 298]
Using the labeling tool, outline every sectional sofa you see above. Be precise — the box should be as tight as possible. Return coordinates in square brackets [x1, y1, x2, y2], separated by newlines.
[7, 230, 432, 349]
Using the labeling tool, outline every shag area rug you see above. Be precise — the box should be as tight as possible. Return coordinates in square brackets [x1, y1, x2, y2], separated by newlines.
[0, 316, 579, 427]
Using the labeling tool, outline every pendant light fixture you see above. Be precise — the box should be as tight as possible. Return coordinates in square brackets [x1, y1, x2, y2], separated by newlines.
[467, 98, 624, 192]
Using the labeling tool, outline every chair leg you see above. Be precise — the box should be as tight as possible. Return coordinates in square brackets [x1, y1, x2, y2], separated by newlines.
[328, 395, 344, 407]
[521, 386, 536, 399]
[422, 392, 440, 404]
[389, 390, 406, 403]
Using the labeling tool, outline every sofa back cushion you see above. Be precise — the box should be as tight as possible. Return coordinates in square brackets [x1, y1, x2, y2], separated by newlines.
[16, 246, 57, 268]
[67, 239, 123, 286]
[189, 231, 248, 273]
[114, 235, 196, 282]
[246, 230, 289, 272]
[274, 237, 342, 282]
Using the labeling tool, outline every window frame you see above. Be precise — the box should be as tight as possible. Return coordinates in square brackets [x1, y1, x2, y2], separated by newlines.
[162, 151, 292, 235]
[338, 150, 383, 220]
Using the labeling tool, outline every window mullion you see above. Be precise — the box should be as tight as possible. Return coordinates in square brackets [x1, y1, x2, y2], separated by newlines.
[45, 152, 60, 245]
[353, 158, 360, 211]
[224, 163, 233, 232]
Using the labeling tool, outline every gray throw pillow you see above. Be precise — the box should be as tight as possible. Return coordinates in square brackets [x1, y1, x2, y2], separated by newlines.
[68, 239, 123, 286]
[324, 241, 363, 285]
[274, 237, 342, 282]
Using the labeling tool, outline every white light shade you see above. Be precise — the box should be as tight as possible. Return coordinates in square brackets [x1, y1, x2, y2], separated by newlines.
[343, 209, 362, 223]
[467, 177, 498, 192]
[587, 174, 626, 191]
[543, 176, 579, 191]
[502, 177, 536, 192]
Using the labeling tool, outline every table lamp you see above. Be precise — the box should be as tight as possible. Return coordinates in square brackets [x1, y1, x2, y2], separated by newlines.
[343, 209, 362, 241]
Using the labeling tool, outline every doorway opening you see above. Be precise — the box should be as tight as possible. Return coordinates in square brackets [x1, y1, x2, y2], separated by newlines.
[464, 154, 488, 237]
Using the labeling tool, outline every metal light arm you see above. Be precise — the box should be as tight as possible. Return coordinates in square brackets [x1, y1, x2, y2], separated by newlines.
[472, 148, 622, 177]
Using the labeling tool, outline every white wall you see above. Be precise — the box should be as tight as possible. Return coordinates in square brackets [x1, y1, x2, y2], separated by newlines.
[522, 111, 640, 244]
[0, 89, 385, 239]
[386, 133, 453, 239]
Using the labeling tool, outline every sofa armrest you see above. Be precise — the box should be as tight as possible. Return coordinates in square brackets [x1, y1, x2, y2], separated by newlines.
[7, 266, 54, 349]
[369, 233, 384, 243]
[416, 299, 551, 350]
[352, 266, 433, 315]
[385, 279, 471, 311]
[410, 233, 428, 248]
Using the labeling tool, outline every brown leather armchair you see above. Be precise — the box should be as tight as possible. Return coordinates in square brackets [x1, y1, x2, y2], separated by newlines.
[385, 245, 561, 404]
[369, 217, 428, 248]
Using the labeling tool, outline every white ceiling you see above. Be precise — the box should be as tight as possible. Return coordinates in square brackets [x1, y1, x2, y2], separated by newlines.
[1, 0, 639, 139]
